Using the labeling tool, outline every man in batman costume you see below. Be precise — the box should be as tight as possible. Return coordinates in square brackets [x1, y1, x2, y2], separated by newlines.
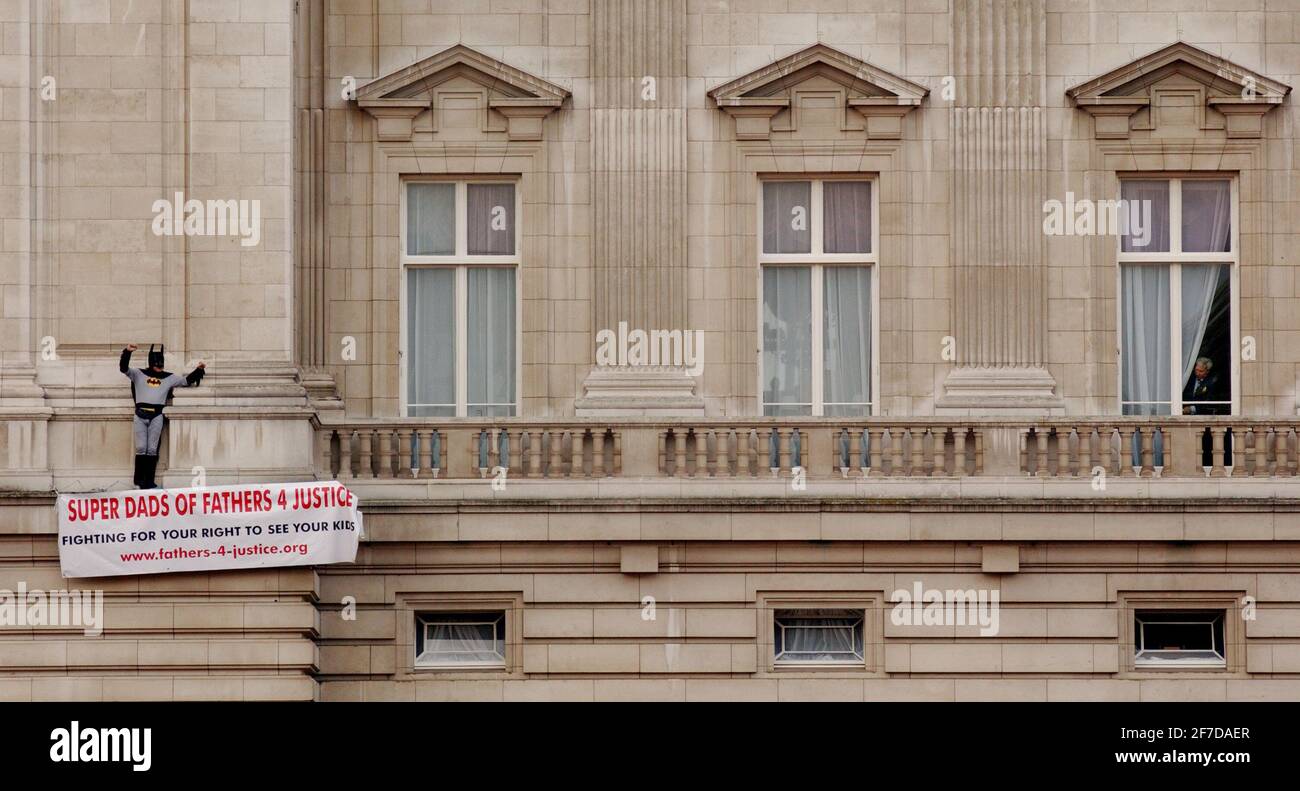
[120, 344, 206, 489]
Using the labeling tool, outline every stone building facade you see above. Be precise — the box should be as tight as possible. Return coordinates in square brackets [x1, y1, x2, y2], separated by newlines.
[2, 0, 1300, 701]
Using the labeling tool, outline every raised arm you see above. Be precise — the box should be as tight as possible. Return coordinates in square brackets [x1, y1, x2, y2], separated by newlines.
[120, 345, 135, 375]
[167, 361, 206, 390]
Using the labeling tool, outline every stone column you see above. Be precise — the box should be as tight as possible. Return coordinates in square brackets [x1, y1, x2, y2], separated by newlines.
[577, 0, 702, 416]
[938, 0, 1063, 414]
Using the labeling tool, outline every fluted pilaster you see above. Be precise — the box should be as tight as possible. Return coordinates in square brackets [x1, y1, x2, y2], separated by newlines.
[590, 0, 687, 334]
[940, 0, 1061, 413]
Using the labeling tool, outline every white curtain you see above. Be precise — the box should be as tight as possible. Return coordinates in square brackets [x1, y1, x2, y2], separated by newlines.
[823, 181, 872, 253]
[1121, 180, 1171, 252]
[407, 268, 455, 416]
[467, 183, 515, 255]
[1181, 264, 1225, 383]
[467, 267, 516, 416]
[763, 182, 811, 254]
[424, 622, 502, 663]
[778, 611, 860, 661]
[762, 267, 812, 415]
[823, 266, 872, 415]
[407, 183, 455, 255]
[1181, 180, 1231, 253]
[1121, 265, 1171, 415]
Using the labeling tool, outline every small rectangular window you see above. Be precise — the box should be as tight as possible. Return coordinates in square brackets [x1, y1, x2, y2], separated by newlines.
[1134, 610, 1225, 668]
[774, 608, 865, 665]
[415, 611, 506, 668]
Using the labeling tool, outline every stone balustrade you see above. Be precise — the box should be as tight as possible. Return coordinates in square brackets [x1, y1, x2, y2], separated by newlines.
[315, 416, 1300, 482]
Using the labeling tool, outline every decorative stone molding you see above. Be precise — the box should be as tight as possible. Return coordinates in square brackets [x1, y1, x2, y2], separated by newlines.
[707, 43, 927, 141]
[354, 44, 569, 143]
[1067, 41, 1290, 140]
[576, 367, 704, 418]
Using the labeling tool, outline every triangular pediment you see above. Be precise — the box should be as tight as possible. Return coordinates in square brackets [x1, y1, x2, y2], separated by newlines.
[1069, 41, 1289, 102]
[1067, 42, 1290, 139]
[354, 44, 569, 142]
[709, 43, 928, 106]
[707, 44, 927, 141]
[357, 44, 569, 104]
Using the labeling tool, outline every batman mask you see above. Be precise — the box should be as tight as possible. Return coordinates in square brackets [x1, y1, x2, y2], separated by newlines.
[148, 344, 165, 369]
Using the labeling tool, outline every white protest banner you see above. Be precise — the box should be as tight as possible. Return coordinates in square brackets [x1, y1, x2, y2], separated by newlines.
[58, 481, 362, 578]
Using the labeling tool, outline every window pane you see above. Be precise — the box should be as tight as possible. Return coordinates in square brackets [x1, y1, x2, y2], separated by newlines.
[407, 183, 455, 255]
[1181, 264, 1231, 415]
[467, 183, 516, 256]
[762, 266, 811, 415]
[407, 268, 455, 417]
[775, 609, 863, 663]
[1181, 180, 1231, 253]
[1135, 611, 1225, 666]
[1142, 621, 1214, 652]
[823, 266, 872, 415]
[1120, 265, 1171, 415]
[418, 612, 505, 665]
[467, 267, 516, 416]
[763, 181, 812, 254]
[823, 181, 872, 253]
[1120, 180, 1170, 253]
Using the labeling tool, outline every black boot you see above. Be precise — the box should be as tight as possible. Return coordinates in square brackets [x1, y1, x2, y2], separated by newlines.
[133, 455, 147, 488]
[141, 455, 160, 489]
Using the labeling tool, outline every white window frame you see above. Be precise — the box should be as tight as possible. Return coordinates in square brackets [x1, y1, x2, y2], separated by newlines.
[757, 177, 880, 417]
[399, 178, 522, 417]
[415, 610, 508, 669]
[1134, 610, 1226, 669]
[1115, 175, 1239, 416]
[773, 608, 867, 667]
